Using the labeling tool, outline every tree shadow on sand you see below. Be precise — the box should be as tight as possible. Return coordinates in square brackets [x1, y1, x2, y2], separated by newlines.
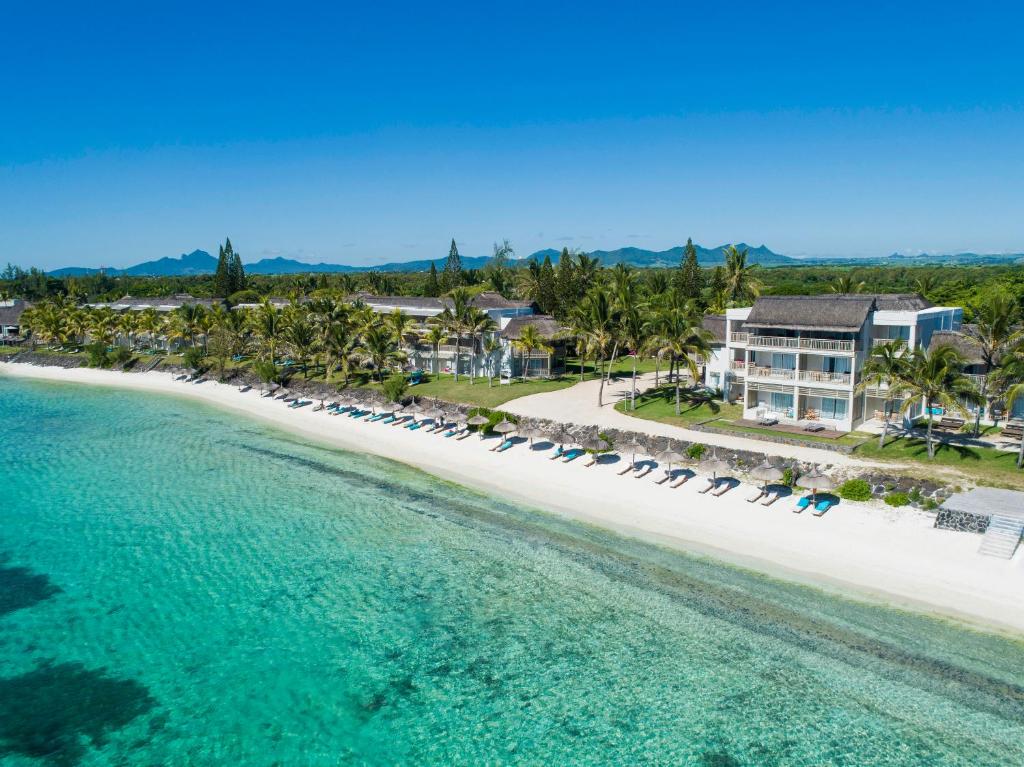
[0, 660, 158, 766]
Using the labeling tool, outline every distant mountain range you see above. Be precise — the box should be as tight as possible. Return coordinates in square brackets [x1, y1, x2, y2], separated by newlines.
[47, 244, 1024, 278]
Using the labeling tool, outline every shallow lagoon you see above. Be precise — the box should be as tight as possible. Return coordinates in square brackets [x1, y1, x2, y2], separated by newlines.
[1, 377, 1022, 765]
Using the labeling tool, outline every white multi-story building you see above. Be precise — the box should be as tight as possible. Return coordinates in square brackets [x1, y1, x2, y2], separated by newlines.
[704, 294, 962, 432]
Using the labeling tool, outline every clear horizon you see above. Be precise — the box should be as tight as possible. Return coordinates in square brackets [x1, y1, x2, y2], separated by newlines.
[2, 2, 1022, 271]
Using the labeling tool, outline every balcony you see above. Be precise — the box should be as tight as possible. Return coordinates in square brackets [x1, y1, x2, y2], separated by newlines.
[730, 360, 747, 375]
[870, 337, 908, 349]
[797, 370, 853, 386]
[747, 364, 795, 381]
[748, 335, 855, 354]
[729, 331, 748, 345]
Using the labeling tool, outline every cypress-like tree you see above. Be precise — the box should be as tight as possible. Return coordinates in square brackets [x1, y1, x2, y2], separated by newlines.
[424, 262, 440, 297]
[676, 237, 703, 299]
[441, 238, 462, 293]
[226, 238, 245, 293]
[214, 243, 231, 297]
[538, 255, 558, 314]
[553, 247, 575, 319]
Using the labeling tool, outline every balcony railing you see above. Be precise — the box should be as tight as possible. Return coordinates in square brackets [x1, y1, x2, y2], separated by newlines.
[748, 335, 855, 353]
[729, 331, 748, 345]
[730, 360, 746, 375]
[797, 370, 853, 385]
[747, 364, 795, 381]
[870, 337, 908, 349]
[965, 373, 987, 387]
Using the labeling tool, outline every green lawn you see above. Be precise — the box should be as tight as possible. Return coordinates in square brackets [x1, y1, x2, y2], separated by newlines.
[707, 419, 872, 447]
[854, 435, 1024, 489]
[615, 385, 743, 425]
[386, 373, 577, 408]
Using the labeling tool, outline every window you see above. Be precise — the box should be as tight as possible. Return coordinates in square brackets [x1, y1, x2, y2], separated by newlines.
[819, 397, 848, 419]
[771, 353, 796, 370]
[821, 357, 850, 374]
[770, 392, 794, 413]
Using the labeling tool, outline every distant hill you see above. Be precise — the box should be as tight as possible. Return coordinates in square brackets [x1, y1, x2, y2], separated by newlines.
[46, 244, 1024, 277]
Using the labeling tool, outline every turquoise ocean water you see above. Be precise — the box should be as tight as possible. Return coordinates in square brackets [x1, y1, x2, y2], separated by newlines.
[1, 376, 1022, 766]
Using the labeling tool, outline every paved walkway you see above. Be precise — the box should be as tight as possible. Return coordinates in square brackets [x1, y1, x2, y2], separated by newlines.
[503, 372, 883, 468]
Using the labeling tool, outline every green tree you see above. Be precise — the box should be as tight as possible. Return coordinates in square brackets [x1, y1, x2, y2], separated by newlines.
[898, 345, 982, 459]
[357, 326, 405, 381]
[438, 287, 471, 381]
[465, 307, 497, 383]
[857, 340, 909, 448]
[966, 289, 1022, 434]
[512, 324, 553, 382]
[441, 238, 462, 292]
[999, 347, 1024, 467]
[227, 239, 246, 293]
[722, 245, 761, 304]
[424, 262, 440, 297]
[538, 255, 558, 314]
[424, 324, 447, 376]
[283, 315, 317, 377]
[675, 238, 703, 300]
[214, 243, 232, 298]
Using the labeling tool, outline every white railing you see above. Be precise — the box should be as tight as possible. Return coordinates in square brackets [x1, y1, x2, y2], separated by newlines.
[965, 373, 987, 387]
[798, 370, 853, 385]
[748, 335, 855, 353]
[747, 365, 796, 381]
[730, 359, 747, 372]
[729, 332, 748, 344]
[871, 338, 907, 349]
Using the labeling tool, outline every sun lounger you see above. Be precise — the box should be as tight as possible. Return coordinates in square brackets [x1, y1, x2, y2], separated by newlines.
[455, 429, 473, 440]
[712, 481, 732, 497]
[793, 497, 811, 513]
[670, 474, 690, 489]
[549, 446, 567, 460]
[367, 412, 387, 422]
[583, 456, 599, 467]
[813, 500, 832, 516]
[238, 385, 252, 393]
[617, 462, 636, 475]
[389, 415, 410, 425]
[760, 491, 780, 506]
[746, 489, 766, 503]
[654, 471, 672, 485]
[633, 466, 652, 479]
[406, 420, 423, 430]
[492, 439, 514, 453]
[562, 449, 584, 463]
[438, 424, 458, 436]
[697, 478, 715, 494]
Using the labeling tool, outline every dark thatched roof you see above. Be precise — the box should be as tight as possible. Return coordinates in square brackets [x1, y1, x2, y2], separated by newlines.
[745, 294, 932, 332]
[0, 300, 30, 326]
[500, 315, 565, 341]
[702, 314, 727, 344]
[929, 327, 985, 365]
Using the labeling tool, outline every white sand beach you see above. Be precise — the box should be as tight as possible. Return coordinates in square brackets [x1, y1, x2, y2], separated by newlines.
[4, 361, 1023, 636]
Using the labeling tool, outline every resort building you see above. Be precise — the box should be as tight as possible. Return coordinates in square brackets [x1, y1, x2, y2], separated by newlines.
[88, 294, 217, 312]
[498, 315, 567, 378]
[708, 294, 962, 432]
[928, 327, 1024, 423]
[0, 299, 31, 340]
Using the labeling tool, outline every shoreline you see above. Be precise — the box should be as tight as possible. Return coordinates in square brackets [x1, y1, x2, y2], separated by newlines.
[4, 361, 1023, 638]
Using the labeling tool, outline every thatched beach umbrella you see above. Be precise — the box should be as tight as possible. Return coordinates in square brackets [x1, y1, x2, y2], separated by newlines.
[622, 436, 646, 466]
[654, 444, 686, 476]
[750, 458, 785, 492]
[493, 419, 517, 435]
[423, 406, 445, 422]
[582, 435, 610, 453]
[467, 414, 490, 429]
[548, 428, 574, 449]
[800, 467, 835, 503]
[698, 451, 730, 480]
[518, 425, 545, 446]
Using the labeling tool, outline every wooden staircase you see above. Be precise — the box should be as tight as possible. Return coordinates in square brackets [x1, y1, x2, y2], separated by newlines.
[978, 515, 1024, 559]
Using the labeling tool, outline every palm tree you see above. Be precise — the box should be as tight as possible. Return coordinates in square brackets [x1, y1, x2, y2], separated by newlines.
[88, 308, 117, 347]
[138, 308, 162, 351]
[1000, 350, 1024, 468]
[282, 315, 317, 377]
[424, 324, 447, 376]
[898, 345, 982, 459]
[175, 303, 206, 347]
[722, 245, 761, 304]
[385, 308, 414, 347]
[857, 340, 908, 448]
[117, 311, 142, 350]
[438, 287, 471, 381]
[830, 273, 865, 294]
[614, 276, 648, 409]
[573, 287, 615, 405]
[252, 300, 284, 362]
[914, 272, 939, 300]
[464, 307, 497, 383]
[357, 326, 405, 382]
[651, 306, 711, 415]
[482, 336, 500, 386]
[965, 290, 1022, 434]
[513, 324, 553, 382]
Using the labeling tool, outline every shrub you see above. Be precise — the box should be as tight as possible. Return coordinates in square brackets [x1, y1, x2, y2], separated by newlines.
[467, 407, 517, 434]
[781, 467, 796, 487]
[227, 289, 260, 306]
[908, 487, 923, 504]
[687, 443, 706, 460]
[85, 342, 111, 368]
[884, 492, 910, 507]
[182, 347, 207, 373]
[922, 498, 939, 511]
[838, 479, 872, 502]
[382, 374, 409, 403]
[110, 346, 133, 367]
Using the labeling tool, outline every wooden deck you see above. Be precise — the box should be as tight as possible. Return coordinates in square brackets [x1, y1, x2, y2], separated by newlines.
[735, 419, 847, 440]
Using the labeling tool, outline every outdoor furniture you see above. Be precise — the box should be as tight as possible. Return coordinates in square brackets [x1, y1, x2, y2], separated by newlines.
[757, 415, 778, 426]
[617, 462, 636, 475]
[760, 491, 780, 506]
[793, 497, 811, 513]
[813, 499, 833, 516]
[711, 481, 732, 497]
[562, 449, 584, 463]
[654, 471, 672, 486]
[633, 465, 652, 479]
[697, 478, 715, 494]
[802, 422, 826, 433]
[670, 473, 690, 489]
[746, 488, 766, 503]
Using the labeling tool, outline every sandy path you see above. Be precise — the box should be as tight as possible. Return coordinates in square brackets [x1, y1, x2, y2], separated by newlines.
[4, 362, 1022, 636]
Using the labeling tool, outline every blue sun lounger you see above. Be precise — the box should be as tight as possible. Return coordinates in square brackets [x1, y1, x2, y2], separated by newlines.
[549, 446, 567, 460]
[793, 497, 811, 513]
[813, 500, 832, 516]
[562, 448, 584, 463]
[368, 412, 388, 422]
[490, 439, 513, 452]
[406, 420, 424, 431]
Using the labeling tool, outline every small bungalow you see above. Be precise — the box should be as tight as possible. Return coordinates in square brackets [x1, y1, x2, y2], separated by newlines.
[499, 315, 567, 378]
[0, 299, 31, 340]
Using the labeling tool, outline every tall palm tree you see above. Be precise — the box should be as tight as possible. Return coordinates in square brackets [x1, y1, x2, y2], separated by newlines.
[573, 287, 615, 406]
[482, 336, 500, 386]
[357, 326, 405, 381]
[88, 308, 117, 346]
[513, 324, 553, 382]
[856, 340, 909, 448]
[138, 308, 162, 351]
[914, 272, 939, 300]
[898, 345, 982, 459]
[175, 303, 206, 348]
[252, 300, 284, 362]
[385, 308, 414, 348]
[424, 324, 447, 376]
[438, 287, 471, 381]
[651, 305, 712, 415]
[999, 349, 1024, 467]
[282, 315, 317, 377]
[614, 276, 648, 409]
[965, 290, 1022, 434]
[722, 245, 761, 305]
[464, 307, 497, 383]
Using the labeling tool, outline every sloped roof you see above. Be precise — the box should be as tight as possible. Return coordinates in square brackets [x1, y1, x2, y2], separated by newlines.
[470, 291, 533, 310]
[500, 315, 564, 340]
[0, 299, 30, 326]
[90, 294, 216, 311]
[702, 314, 727, 344]
[745, 293, 932, 332]
[929, 328, 985, 365]
[352, 291, 533, 312]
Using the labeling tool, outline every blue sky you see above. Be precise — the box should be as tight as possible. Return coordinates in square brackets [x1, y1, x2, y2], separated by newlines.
[2, 1, 1022, 270]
